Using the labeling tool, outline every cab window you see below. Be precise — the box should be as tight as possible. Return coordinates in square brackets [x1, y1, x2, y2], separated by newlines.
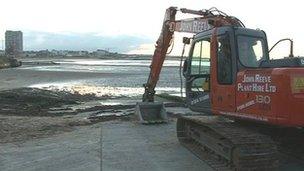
[237, 36, 265, 67]
[190, 39, 210, 75]
[217, 34, 232, 84]
[189, 38, 211, 92]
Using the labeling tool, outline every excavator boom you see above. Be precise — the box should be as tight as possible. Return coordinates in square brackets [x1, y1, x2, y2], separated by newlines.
[142, 7, 242, 102]
[142, 7, 176, 102]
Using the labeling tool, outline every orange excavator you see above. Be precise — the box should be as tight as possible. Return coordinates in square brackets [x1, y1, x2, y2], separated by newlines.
[137, 6, 304, 170]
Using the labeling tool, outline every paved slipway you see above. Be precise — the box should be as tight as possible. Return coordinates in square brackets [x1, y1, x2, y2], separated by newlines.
[2, 111, 304, 171]
[0, 120, 213, 171]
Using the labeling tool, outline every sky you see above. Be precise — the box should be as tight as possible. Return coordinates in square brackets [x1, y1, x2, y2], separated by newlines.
[0, 0, 303, 58]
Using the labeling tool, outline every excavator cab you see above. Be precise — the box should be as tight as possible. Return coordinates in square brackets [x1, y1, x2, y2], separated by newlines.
[183, 26, 269, 114]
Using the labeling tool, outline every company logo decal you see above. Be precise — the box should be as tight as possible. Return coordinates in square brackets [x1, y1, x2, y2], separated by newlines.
[237, 74, 277, 93]
[190, 94, 209, 105]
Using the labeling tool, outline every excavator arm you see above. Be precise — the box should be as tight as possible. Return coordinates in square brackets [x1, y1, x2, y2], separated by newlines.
[142, 7, 242, 102]
[142, 7, 177, 102]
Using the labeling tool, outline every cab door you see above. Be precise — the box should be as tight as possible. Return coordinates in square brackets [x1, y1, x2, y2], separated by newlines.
[210, 28, 236, 113]
[185, 35, 211, 113]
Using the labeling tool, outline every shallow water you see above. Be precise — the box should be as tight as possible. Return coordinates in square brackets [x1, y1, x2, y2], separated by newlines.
[25, 58, 184, 97]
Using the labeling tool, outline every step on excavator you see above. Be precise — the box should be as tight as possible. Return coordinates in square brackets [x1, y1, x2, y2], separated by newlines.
[136, 6, 304, 170]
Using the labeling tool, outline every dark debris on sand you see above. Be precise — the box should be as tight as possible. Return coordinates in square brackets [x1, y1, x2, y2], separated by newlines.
[0, 88, 101, 116]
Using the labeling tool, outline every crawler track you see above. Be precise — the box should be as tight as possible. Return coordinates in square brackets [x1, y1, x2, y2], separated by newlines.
[177, 116, 278, 170]
[246, 124, 304, 165]
[233, 120, 304, 163]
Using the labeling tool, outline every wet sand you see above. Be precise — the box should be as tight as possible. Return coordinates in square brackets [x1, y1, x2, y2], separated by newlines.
[0, 67, 124, 91]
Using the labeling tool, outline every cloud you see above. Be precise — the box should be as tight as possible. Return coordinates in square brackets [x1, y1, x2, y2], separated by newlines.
[23, 31, 153, 53]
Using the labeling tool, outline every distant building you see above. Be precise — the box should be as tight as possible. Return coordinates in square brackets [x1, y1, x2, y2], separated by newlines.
[23, 51, 36, 57]
[92, 49, 110, 57]
[36, 49, 50, 57]
[5, 30, 23, 56]
[66, 50, 89, 57]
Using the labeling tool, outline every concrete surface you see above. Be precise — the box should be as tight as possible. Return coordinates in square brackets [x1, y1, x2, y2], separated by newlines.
[1, 120, 213, 171]
[102, 120, 212, 171]
[1, 124, 101, 171]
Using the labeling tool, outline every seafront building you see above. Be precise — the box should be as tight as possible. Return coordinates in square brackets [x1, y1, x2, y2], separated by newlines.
[5, 30, 23, 56]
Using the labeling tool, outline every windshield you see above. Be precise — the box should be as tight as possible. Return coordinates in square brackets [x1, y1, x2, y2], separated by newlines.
[237, 35, 266, 67]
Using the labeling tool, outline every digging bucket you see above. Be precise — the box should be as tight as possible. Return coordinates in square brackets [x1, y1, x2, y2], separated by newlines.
[135, 102, 168, 124]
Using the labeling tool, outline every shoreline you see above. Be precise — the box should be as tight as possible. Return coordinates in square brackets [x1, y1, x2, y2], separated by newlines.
[0, 57, 22, 69]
